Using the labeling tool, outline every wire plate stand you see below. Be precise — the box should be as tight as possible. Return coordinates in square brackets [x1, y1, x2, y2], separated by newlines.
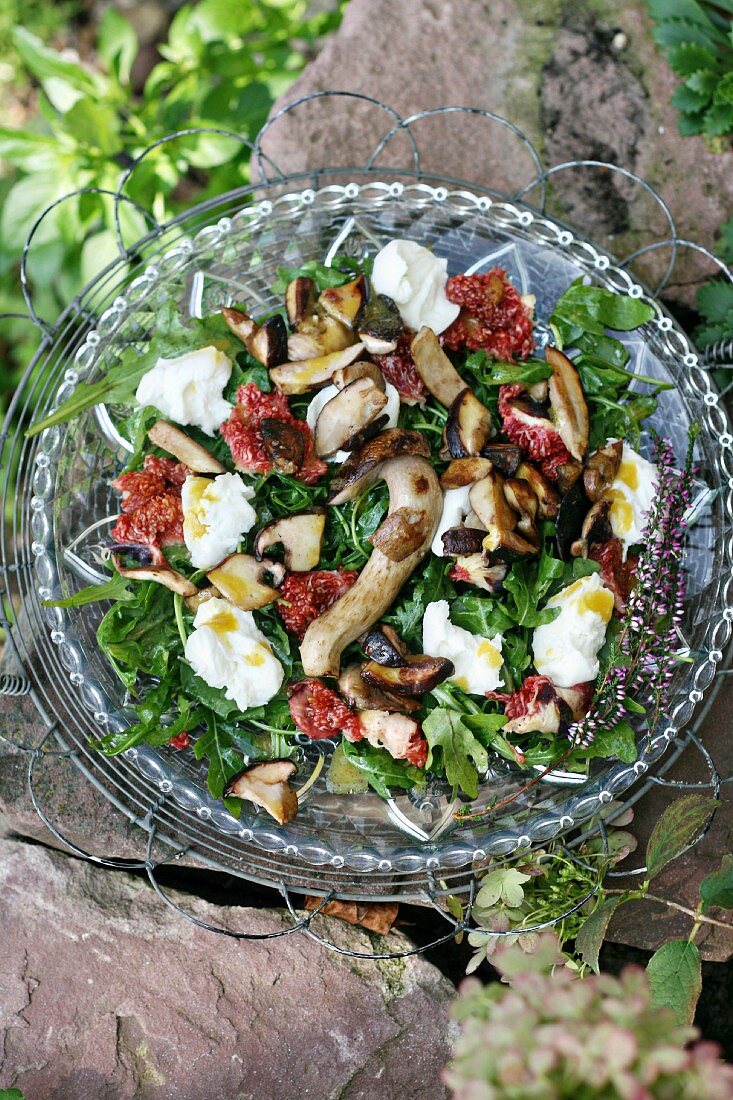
[2, 94, 733, 958]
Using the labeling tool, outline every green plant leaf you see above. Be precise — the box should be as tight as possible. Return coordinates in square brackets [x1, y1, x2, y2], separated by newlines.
[579, 718, 638, 764]
[13, 27, 98, 91]
[0, 1089, 26, 1099]
[576, 897, 623, 972]
[43, 571, 133, 608]
[703, 101, 733, 135]
[671, 83, 710, 112]
[647, 939, 702, 1025]
[423, 708, 488, 798]
[699, 854, 733, 912]
[645, 794, 717, 881]
[63, 97, 120, 156]
[667, 41, 718, 75]
[97, 8, 138, 85]
[697, 278, 733, 323]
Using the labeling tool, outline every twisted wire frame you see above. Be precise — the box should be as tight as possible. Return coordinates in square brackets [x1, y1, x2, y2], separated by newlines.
[1, 93, 732, 958]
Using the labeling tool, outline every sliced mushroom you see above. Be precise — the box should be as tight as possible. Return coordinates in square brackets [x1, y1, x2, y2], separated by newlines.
[332, 360, 386, 392]
[555, 480, 590, 561]
[584, 439, 623, 502]
[314, 377, 387, 457]
[480, 443, 523, 477]
[285, 276, 317, 326]
[270, 343, 365, 395]
[342, 413, 389, 454]
[450, 553, 508, 592]
[441, 527, 487, 556]
[556, 460, 584, 495]
[287, 319, 354, 361]
[440, 457, 493, 490]
[362, 624, 409, 667]
[221, 307, 288, 369]
[546, 346, 589, 463]
[224, 759, 298, 824]
[319, 275, 367, 328]
[338, 663, 420, 714]
[444, 388, 492, 457]
[368, 506, 430, 562]
[184, 584, 220, 611]
[206, 553, 285, 611]
[503, 477, 540, 548]
[516, 462, 560, 519]
[356, 293, 403, 355]
[571, 498, 614, 558]
[260, 418, 306, 474]
[112, 556, 198, 597]
[410, 326, 467, 407]
[361, 653, 454, 696]
[469, 472, 518, 540]
[328, 428, 431, 505]
[301, 454, 442, 677]
[147, 421, 225, 474]
[254, 511, 326, 572]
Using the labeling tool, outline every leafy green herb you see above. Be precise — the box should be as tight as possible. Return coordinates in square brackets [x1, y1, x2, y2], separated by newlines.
[44, 570, 133, 608]
[385, 556, 455, 647]
[272, 257, 368, 295]
[341, 738, 424, 799]
[423, 707, 489, 799]
[465, 352, 553, 387]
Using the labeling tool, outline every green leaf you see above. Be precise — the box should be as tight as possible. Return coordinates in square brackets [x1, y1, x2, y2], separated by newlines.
[97, 8, 138, 85]
[0, 1089, 26, 1099]
[703, 102, 733, 136]
[551, 281, 655, 331]
[576, 897, 623, 972]
[647, 939, 702, 1025]
[699, 854, 733, 912]
[341, 739, 424, 799]
[13, 27, 98, 91]
[687, 69, 721, 98]
[464, 351, 552, 387]
[671, 82, 710, 112]
[580, 718, 638, 765]
[645, 794, 717, 881]
[63, 97, 120, 156]
[667, 42, 718, 75]
[423, 708, 488, 798]
[697, 279, 733, 324]
[714, 71, 733, 106]
[194, 712, 245, 799]
[43, 571, 134, 608]
[476, 867, 531, 909]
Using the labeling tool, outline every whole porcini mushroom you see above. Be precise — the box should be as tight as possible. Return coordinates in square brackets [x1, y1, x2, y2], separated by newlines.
[224, 759, 298, 824]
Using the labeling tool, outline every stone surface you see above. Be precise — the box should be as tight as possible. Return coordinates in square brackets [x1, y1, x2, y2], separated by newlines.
[0, 834, 456, 1099]
[258, 0, 732, 304]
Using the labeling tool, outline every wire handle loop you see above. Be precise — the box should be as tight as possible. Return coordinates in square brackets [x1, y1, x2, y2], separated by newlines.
[252, 91, 416, 183]
[619, 237, 733, 299]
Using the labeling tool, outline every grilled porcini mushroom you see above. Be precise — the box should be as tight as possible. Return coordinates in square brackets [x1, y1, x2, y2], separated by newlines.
[356, 293, 403, 355]
[328, 428, 431, 505]
[546, 346, 589, 463]
[331, 359, 386, 392]
[338, 664, 420, 714]
[411, 326, 467, 407]
[314, 376, 388, 457]
[368, 506, 430, 563]
[254, 511, 326, 571]
[362, 624, 409, 667]
[206, 553, 285, 611]
[571, 497, 614, 558]
[503, 477, 540, 549]
[450, 553, 508, 592]
[584, 439, 623, 502]
[221, 307, 288, 369]
[224, 759, 298, 824]
[184, 584, 220, 611]
[555, 480, 590, 561]
[319, 275, 366, 328]
[480, 443, 523, 477]
[516, 462, 560, 519]
[285, 276, 317, 326]
[147, 421, 225, 474]
[441, 527, 487, 555]
[361, 652, 453, 696]
[301, 450, 442, 677]
[260, 418, 306, 475]
[469, 472, 537, 561]
[440, 457, 493, 490]
[270, 343, 364, 395]
[444, 388, 493, 457]
[112, 555, 198, 597]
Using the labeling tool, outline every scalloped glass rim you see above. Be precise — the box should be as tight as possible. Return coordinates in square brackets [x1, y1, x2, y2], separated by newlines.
[29, 181, 733, 879]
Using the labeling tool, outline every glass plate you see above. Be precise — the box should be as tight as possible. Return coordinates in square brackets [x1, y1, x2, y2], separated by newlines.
[29, 181, 733, 885]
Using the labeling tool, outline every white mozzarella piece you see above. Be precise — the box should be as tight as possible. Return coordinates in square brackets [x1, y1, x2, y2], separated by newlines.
[305, 382, 400, 463]
[532, 573, 614, 688]
[431, 485, 472, 557]
[606, 442, 658, 558]
[371, 240, 460, 335]
[182, 472, 257, 570]
[135, 345, 233, 435]
[422, 600, 504, 695]
[184, 597, 283, 711]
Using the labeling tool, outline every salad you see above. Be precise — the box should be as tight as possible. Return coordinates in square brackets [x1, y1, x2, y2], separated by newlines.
[37, 237, 687, 828]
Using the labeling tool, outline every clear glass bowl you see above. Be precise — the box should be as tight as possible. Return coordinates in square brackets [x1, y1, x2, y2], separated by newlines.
[28, 181, 733, 890]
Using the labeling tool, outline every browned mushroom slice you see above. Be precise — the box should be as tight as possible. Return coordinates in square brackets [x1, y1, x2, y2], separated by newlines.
[441, 527, 487, 555]
[468, 472, 518, 539]
[221, 308, 288, 369]
[319, 275, 367, 328]
[368, 506, 430, 562]
[444, 388, 493, 457]
[147, 421, 225, 474]
[356, 293, 403, 355]
[556, 459, 584, 495]
[480, 443, 523, 477]
[254, 511, 326, 572]
[224, 759, 298, 824]
[342, 413, 389, 454]
[361, 653, 454, 696]
[516, 462, 560, 519]
[482, 529, 538, 561]
[362, 624, 409, 667]
[571, 497, 614, 558]
[546, 346, 589, 463]
[332, 359, 386, 392]
[556, 480, 590, 561]
[260, 418, 306, 474]
[285, 276, 317, 326]
[287, 316, 355, 361]
[301, 454, 442, 677]
[184, 584, 220, 611]
[112, 556, 198, 596]
[450, 554, 508, 592]
[584, 440, 623, 502]
[410, 326, 467, 407]
[206, 553, 285, 611]
[503, 477, 540, 547]
[314, 377, 388, 458]
[270, 343, 365, 395]
[338, 664, 420, 714]
[440, 457, 493, 490]
[328, 428, 431, 506]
